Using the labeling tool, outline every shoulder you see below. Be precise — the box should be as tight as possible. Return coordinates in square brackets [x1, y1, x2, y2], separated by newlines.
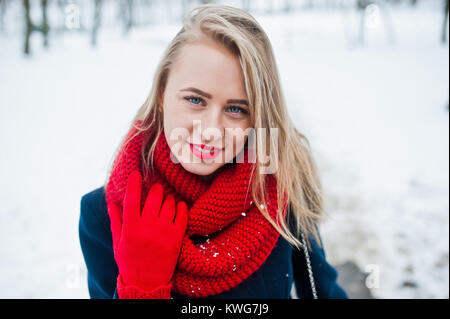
[79, 186, 118, 299]
[287, 206, 348, 299]
[80, 187, 110, 233]
[80, 186, 108, 218]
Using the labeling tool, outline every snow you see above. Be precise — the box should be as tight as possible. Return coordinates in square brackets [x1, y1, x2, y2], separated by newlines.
[0, 1, 448, 298]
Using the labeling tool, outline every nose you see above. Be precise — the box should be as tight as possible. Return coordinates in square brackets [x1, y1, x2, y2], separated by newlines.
[199, 105, 224, 143]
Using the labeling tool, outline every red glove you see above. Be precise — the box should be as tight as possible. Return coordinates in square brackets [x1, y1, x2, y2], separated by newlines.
[107, 170, 189, 298]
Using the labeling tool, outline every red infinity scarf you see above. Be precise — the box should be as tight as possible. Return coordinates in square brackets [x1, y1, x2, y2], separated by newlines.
[105, 122, 284, 297]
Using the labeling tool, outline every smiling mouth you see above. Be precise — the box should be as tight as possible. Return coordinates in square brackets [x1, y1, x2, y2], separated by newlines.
[189, 143, 222, 159]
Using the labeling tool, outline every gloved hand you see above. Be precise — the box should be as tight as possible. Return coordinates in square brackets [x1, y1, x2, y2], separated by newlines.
[107, 170, 189, 293]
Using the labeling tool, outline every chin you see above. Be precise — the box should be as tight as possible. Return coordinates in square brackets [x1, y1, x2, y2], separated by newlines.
[179, 161, 223, 177]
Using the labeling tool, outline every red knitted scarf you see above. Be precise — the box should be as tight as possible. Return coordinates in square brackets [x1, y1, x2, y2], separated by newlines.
[105, 122, 284, 297]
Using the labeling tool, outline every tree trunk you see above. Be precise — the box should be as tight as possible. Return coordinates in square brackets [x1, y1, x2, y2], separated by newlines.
[41, 0, 49, 48]
[442, 0, 449, 43]
[91, 0, 102, 46]
[0, 0, 6, 33]
[23, 0, 32, 55]
[123, 0, 133, 35]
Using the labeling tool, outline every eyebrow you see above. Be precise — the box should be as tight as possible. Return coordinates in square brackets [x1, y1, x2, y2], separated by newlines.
[180, 87, 249, 106]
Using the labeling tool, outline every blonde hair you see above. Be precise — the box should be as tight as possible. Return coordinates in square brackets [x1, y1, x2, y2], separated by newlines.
[104, 4, 326, 251]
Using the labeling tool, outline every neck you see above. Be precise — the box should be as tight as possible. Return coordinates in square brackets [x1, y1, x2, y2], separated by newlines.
[199, 165, 227, 183]
[199, 172, 217, 183]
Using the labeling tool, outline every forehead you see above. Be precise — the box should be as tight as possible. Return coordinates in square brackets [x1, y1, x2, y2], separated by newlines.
[171, 39, 247, 99]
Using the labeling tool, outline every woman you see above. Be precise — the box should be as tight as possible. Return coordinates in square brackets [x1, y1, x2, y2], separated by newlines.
[79, 4, 348, 299]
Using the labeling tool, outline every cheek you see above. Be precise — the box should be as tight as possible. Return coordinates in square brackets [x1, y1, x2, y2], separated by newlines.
[233, 136, 247, 154]
[163, 101, 195, 132]
[225, 125, 251, 154]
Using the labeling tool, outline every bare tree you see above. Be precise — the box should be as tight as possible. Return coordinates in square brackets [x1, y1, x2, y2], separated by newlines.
[22, 0, 51, 54]
[41, 0, 49, 48]
[357, 0, 370, 45]
[123, 0, 134, 35]
[23, 0, 32, 54]
[443, 0, 449, 43]
[91, 0, 102, 46]
[0, 0, 6, 33]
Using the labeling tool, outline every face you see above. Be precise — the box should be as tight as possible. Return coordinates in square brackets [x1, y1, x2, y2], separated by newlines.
[161, 37, 252, 180]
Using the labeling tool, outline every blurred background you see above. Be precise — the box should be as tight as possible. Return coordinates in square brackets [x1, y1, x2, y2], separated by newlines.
[0, 0, 448, 299]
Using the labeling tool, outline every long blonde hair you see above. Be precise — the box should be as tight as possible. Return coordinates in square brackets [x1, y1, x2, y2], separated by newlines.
[103, 4, 326, 251]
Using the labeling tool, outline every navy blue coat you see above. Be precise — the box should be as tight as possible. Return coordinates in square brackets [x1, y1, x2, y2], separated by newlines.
[79, 186, 348, 299]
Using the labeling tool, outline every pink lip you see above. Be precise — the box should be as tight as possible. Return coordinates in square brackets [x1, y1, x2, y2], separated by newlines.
[191, 143, 221, 151]
[189, 143, 222, 160]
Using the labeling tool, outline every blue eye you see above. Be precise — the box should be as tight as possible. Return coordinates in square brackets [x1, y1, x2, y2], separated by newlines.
[228, 106, 247, 114]
[185, 96, 204, 105]
[184, 95, 248, 116]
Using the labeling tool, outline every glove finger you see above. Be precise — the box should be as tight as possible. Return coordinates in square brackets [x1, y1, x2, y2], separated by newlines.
[107, 202, 122, 254]
[123, 170, 142, 231]
[159, 193, 176, 223]
[142, 183, 164, 223]
[174, 201, 189, 234]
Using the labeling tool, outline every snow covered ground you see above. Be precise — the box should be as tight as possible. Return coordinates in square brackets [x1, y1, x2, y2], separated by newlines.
[0, 0, 448, 298]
